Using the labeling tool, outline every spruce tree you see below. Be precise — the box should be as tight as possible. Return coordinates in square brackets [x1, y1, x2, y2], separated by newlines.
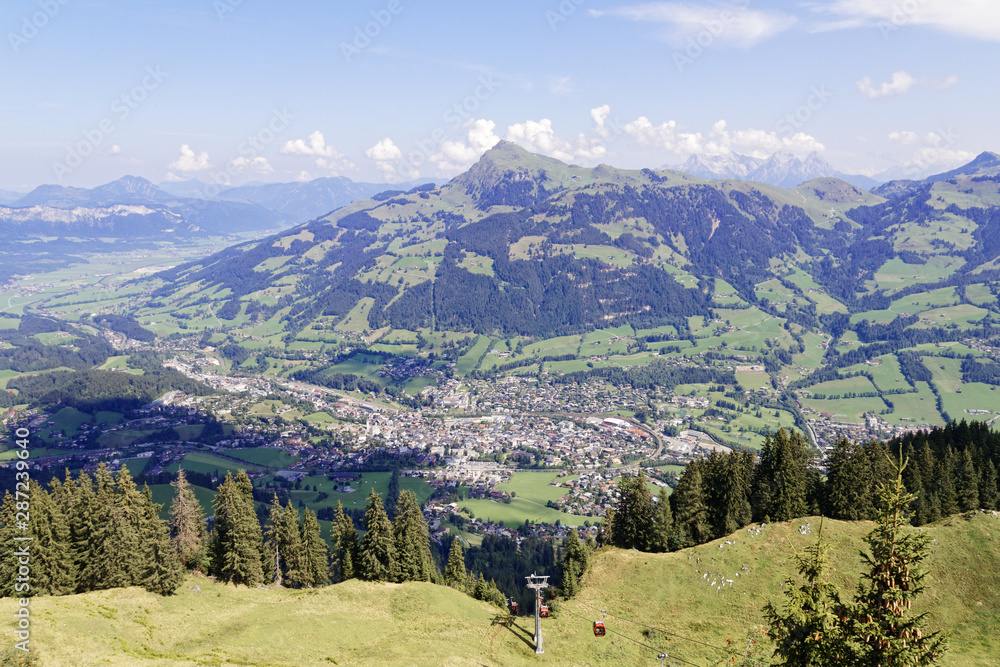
[169, 469, 207, 570]
[955, 448, 980, 512]
[848, 456, 947, 666]
[70, 472, 99, 593]
[610, 470, 656, 550]
[299, 508, 329, 587]
[28, 480, 74, 596]
[392, 490, 434, 583]
[211, 471, 264, 586]
[649, 487, 673, 553]
[764, 522, 852, 666]
[140, 486, 183, 596]
[332, 501, 358, 582]
[935, 449, 958, 517]
[560, 528, 588, 597]
[980, 460, 999, 510]
[753, 429, 810, 523]
[444, 538, 468, 590]
[358, 488, 397, 582]
[672, 463, 710, 547]
[0, 492, 21, 597]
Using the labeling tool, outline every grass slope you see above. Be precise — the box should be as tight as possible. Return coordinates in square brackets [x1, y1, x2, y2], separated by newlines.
[5, 514, 998, 665]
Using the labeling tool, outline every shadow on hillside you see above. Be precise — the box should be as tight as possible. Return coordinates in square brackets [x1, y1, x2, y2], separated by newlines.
[491, 614, 535, 650]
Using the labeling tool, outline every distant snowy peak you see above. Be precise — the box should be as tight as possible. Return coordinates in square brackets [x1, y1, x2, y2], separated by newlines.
[675, 151, 879, 190]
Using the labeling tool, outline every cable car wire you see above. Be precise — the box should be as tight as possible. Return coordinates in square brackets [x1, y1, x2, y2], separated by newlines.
[559, 606, 704, 667]
[575, 602, 735, 655]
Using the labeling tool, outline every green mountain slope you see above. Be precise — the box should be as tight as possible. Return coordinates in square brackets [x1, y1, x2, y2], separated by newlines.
[6, 512, 998, 666]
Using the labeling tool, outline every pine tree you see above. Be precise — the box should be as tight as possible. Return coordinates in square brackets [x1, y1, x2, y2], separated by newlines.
[935, 449, 958, 518]
[358, 488, 397, 582]
[955, 448, 979, 512]
[672, 463, 710, 547]
[28, 480, 74, 596]
[444, 538, 468, 590]
[332, 501, 358, 582]
[299, 508, 329, 587]
[392, 490, 434, 583]
[169, 469, 207, 570]
[764, 522, 852, 666]
[753, 429, 810, 523]
[0, 492, 21, 597]
[114, 466, 148, 586]
[560, 528, 588, 598]
[610, 470, 656, 550]
[848, 456, 947, 666]
[69, 472, 99, 593]
[139, 486, 183, 596]
[211, 471, 264, 586]
[980, 460, 999, 510]
[79, 463, 135, 590]
[649, 487, 673, 553]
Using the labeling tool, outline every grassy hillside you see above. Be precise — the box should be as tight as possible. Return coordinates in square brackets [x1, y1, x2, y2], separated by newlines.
[5, 512, 999, 666]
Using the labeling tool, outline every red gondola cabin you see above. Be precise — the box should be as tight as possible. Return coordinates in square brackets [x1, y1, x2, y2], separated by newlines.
[593, 621, 606, 636]
[539, 605, 550, 618]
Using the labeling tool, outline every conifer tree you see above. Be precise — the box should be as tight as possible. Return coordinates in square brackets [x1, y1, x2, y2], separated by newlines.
[848, 456, 947, 666]
[0, 492, 21, 597]
[649, 487, 673, 553]
[980, 460, 998, 510]
[444, 538, 468, 590]
[79, 463, 134, 590]
[764, 522, 852, 666]
[211, 470, 264, 586]
[332, 501, 358, 582]
[358, 488, 397, 582]
[955, 448, 980, 512]
[299, 508, 329, 587]
[169, 469, 207, 570]
[753, 428, 810, 523]
[560, 528, 588, 597]
[28, 480, 74, 596]
[392, 490, 434, 583]
[69, 471, 99, 593]
[935, 449, 958, 517]
[672, 463, 710, 547]
[611, 470, 656, 550]
[139, 486, 183, 596]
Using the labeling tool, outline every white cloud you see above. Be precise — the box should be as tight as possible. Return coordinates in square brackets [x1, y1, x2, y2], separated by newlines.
[281, 130, 356, 174]
[168, 144, 210, 172]
[365, 137, 411, 179]
[229, 156, 273, 175]
[856, 70, 918, 99]
[592, 2, 797, 47]
[857, 70, 960, 100]
[108, 144, 121, 155]
[622, 114, 824, 158]
[810, 0, 1000, 41]
[887, 130, 919, 145]
[591, 104, 613, 139]
[505, 118, 607, 164]
[431, 119, 501, 173]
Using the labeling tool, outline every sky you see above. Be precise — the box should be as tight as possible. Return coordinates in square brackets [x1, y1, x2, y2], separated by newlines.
[1, 0, 998, 191]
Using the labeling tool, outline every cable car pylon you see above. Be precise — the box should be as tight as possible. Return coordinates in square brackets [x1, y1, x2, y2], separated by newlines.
[525, 573, 550, 655]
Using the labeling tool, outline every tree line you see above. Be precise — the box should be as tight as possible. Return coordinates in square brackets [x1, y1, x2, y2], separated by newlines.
[605, 422, 1000, 554]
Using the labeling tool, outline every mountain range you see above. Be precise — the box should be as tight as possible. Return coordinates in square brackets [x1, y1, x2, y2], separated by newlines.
[0, 175, 432, 239]
[675, 151, 880, 190]
[141, 141, 1000, 342]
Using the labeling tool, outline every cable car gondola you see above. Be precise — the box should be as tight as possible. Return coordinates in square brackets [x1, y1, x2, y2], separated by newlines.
[593, 620, 606, 637]
[510, 601, 518, 616]
[539, 604, 550, 618]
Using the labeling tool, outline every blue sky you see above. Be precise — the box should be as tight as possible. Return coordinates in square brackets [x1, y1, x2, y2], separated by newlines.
[2, 0, 997, 190]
